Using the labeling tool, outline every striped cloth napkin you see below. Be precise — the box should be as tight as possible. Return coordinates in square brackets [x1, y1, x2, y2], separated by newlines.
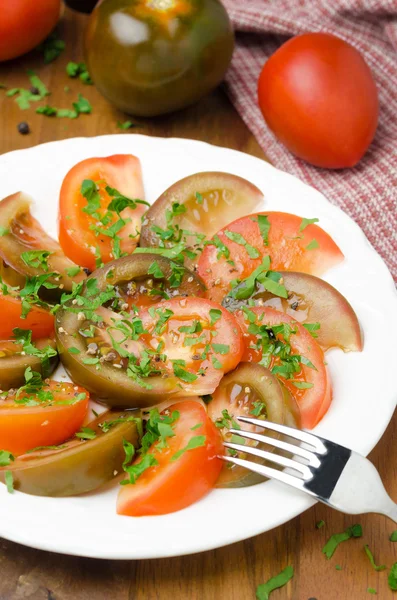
[222, 0, 397, 281]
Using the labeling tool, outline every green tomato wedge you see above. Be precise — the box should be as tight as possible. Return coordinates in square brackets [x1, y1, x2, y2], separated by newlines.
[140, 172, 263, 260]
[0, 410, 141, 496]
[0, 338, 58, 390]
[0, 192, 86, 295]
[206, 362, 287, 488]
[223, 270, 362, 352]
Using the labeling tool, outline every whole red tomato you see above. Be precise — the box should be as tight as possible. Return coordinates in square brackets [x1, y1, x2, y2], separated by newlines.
[0, 0, 61, 62]
[258, 33, 379, 169]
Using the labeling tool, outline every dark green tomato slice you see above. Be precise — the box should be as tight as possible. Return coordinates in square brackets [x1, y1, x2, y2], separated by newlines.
[0, 410, 141, 496]
[0, 192, 86, 295]
[85, 0, 234, 117]
[140, 172, 263, 261]
[222, 270, 362, 352]
[56, 307, 182, 408]
[88, 253, 205, 307]
[0, 338, 58, 390]
[206, 362, 286, 488]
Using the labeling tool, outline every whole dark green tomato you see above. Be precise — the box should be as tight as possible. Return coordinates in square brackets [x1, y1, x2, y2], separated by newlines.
[85, 0, 234, 116]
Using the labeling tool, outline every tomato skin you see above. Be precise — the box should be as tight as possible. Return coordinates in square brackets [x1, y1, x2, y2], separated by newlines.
[198, 212, 344, 304]
[0, 0, 61, 62]
[117, 400, 223, 516]
[0, 382, 89, 455]
[235, 307, 331, 429]
[59, 155, 146, 271]
[258, 33, 379, 168]
[0, 294, 54, 341]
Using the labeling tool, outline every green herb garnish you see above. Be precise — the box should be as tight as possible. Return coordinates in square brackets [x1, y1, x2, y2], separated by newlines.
[364, 545, 386, 571]
[256, 565, 294, 600]
[322, 524, 362, 559]
[171, 435, 206, 461]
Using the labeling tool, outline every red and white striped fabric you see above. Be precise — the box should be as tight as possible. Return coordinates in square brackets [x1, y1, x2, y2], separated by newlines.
[222, 0, 397, 281]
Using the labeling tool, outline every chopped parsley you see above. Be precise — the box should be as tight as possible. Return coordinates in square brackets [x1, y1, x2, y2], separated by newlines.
[250, 401, 267, 417]
[306, 238, 319, 251]
[4, 471, 14, 494]
[12, 328, 57, 378]
[256, 565, 294, 600]
[66, 62, 92, 84]
[316, 520, 325, 529]
[300, 217, 319, 231]
[121, 453, 158, 485]
[0, 450, 14, 467]
[390, 531, 397, 542]
[117, 120, 136, 130]
[367, 588, 377, 595]
[66, 266, 82, 277]
[195, 192, 203, 204]
[322, 524, 362, 559]
[147, 261, 164, 279]
[0, 226, 9, 236]
[173, 363, 198, 383]
[170, 435, 206, 461]
[224, 230, 260, 259]
[303, 322, 321, 338]
[226, 256, 287, 301]
[21, 250, 52, 272]
[209, 308, 222, 326]
[389, 563, 397, 591]
[257, 214, 271, 246]
[211, 343, 229, 355]
[75, 427, 97, 440]
[364, 545, 386, 571]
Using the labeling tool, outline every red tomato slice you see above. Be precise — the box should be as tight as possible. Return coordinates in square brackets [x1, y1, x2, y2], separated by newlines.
[0, 381, 89, 455]
[117, 400, 223, 516]
[198, 212, 344, 303]
[0, 293, 54, 340]
[235, 307, 332, 429]
[59, 155, 147, 271]
[137, 296, 244, 396]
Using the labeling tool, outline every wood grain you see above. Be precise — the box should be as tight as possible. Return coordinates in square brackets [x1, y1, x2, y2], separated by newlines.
[0, 7, 396, 600]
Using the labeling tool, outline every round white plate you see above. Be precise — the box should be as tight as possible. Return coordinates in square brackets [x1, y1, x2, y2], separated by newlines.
[0, 134, 396, 560]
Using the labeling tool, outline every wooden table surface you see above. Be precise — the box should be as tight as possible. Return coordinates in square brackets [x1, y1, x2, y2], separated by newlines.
[1, 8, 397, 600]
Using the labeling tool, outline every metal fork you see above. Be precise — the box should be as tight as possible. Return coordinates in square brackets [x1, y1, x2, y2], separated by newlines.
[221, 417, 397, 523]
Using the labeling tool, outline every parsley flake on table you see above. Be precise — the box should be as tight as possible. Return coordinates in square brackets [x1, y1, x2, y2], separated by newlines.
[7, 70, 49, 110]
[322, 524, 362, 559]
[390, 563, 397, 591]
[117, 120, 136, 130]
[367, 588, 377, 595]
[364, 544, 386, 571]
[256, 565, 294, 600]
[390, 531, 397, 542]
[316, 519, 325, 529]
[66, 62, 93, 84]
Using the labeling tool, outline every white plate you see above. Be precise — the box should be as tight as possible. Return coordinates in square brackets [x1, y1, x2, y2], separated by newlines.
[0, 134, 396, 560]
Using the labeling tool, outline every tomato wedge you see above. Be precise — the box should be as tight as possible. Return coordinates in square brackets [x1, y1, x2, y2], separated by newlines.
[137, 296, 244, 396]
[59, 155, 147, 271]
[117, 400, 223, 516]
[198, 212, 344, 303]
[235, 307, 331, 429]
[0, 292, 54, 340]
[0, 380, 89, 455]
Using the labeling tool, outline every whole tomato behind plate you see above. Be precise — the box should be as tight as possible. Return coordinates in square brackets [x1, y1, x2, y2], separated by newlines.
[258, 33, 379, 168]
[0, 0, 61, 62]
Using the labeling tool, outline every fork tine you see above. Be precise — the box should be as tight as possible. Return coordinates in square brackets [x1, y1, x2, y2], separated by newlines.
[237, 416, 327, 454]
[229, 428, 321, 468]
[219, 455, 308, 491]
[223, 442, 313, 480]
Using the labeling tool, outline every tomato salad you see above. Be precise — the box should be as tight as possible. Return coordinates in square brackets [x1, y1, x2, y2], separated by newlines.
[0, 154, 362, 515]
